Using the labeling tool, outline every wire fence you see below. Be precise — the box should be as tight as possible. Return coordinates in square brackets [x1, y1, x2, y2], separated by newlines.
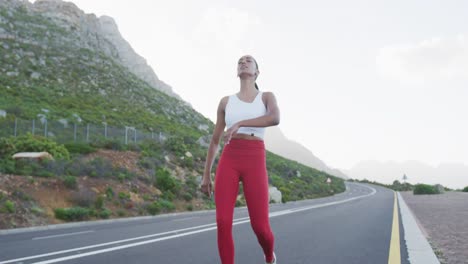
[0, 117, 166, 145]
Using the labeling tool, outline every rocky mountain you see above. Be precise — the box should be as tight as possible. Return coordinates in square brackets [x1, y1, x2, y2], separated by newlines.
[264, 126, 349, 179]
[1, 0, 177, 98]
[345, 160, 468, 189]
[0, 0, 210, 136]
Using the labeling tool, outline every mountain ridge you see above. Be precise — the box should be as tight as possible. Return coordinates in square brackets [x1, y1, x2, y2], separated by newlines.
[345, 160, 468, 189]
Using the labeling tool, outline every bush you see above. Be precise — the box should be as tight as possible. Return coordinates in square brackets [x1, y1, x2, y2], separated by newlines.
[64, 143, 97, 155]
[118, 192, 130, 200]
[94, 195, 105, 210]
[154, 168, 181, 195]
[164, 137, 187, 156]
[146, 201, 161, 215]
[462, 186, 468, 192]
[54, 207, 91, 221]
[182, 193, 193, 202]
[4, 200, 15, 213]
[0, 137, 16, 159]
[63, 176, 77, 189]
[92, 139, 125, 151]
[413, 184, 439, 195]
[11, 134, 70, 160]
[159, 199, 175, 212]
[105, 187, 114, 199]
[99, 208, 112, 219]
[0, 159, 15, 174]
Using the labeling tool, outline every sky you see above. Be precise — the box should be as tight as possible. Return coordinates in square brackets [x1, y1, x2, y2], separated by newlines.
[46, 0, 468, 171]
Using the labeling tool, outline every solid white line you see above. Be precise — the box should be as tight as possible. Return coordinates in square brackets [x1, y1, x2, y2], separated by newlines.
[397, 192, 440, 264]
[171, 216, 200, 222]
[32, 231, 95, 240]
[0, 217, 250, 264]
[2, 184, 376, 264]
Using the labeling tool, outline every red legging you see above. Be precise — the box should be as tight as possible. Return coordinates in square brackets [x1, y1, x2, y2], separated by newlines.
[215, 138, 275, 264]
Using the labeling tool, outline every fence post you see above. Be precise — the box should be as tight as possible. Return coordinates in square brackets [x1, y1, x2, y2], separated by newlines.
[86, 124, 90, 142]
[104, 123, 107, 139]
[134, 129, 137, 143]
[125, 127, 128, 145]
[44, 119, 47, 137]
[32, 119, 35, 135]
[74, 123, 77, 142]
[14, 117, 17, 137]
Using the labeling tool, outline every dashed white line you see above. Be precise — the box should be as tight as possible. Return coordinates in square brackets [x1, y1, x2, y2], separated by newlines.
[2, 184, 376, 264]
[32, 230, 95, 240]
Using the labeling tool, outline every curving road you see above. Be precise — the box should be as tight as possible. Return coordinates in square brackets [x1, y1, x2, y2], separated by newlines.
[0, 183, 410, 264]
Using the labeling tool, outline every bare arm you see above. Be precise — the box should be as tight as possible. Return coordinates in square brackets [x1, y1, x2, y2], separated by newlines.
[224, 92, 280, 141]
[201, 96, 228, 197]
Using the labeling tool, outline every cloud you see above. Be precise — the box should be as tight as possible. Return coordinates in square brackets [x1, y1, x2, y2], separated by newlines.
[191, 6, 262, 56]
[376, 35, 468, 84]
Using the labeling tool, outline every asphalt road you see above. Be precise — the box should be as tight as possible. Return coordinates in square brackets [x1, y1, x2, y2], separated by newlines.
[0, 183, 410, 264]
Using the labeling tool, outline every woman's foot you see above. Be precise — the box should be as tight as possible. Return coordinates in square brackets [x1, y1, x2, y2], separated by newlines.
[266, 252, 276, 264]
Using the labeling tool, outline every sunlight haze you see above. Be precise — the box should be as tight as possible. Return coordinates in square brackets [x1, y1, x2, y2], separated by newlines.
[48, 0, 468, 187]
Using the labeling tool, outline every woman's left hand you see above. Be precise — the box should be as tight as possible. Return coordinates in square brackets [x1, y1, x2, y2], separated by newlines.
[224, 123, 240, 143]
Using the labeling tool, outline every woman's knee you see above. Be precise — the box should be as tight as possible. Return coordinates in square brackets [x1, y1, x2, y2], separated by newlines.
[216, 216, 233, 231]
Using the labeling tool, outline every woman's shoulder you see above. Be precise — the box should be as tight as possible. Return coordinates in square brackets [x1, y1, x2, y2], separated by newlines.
[260, 91, 276, 100]
[218, 95, 230, 108]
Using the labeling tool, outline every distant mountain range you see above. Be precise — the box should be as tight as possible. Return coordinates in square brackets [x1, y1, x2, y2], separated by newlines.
[264, 126, 349, 179]
[344, 160, 468, 190]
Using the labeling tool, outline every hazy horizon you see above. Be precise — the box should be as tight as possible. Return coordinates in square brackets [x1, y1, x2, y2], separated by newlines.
[39, 0, 467, 181]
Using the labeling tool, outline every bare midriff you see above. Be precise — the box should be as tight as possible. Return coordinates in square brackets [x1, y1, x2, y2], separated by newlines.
[231, 133, 263, 141]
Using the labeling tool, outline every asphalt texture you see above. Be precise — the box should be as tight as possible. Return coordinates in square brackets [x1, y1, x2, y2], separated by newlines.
[0, 183, 410, 264]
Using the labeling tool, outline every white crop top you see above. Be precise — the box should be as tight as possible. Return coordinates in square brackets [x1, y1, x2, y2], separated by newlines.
[225, 92, 267, 139]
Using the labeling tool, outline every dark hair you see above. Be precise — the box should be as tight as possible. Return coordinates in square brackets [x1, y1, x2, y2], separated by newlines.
[253, 58, 259, 90]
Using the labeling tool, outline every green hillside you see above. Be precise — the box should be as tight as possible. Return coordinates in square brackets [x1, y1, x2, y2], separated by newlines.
[0, 0, 345, 228]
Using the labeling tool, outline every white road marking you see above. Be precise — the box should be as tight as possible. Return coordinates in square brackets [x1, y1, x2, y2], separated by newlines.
[32, 231, 95, 240]
[1, 184, 376, 264]
[0, 217, 249, 264]
[171, 216, 200, 222]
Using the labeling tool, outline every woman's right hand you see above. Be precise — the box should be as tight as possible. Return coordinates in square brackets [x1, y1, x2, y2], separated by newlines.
[201, 176, 213, 198]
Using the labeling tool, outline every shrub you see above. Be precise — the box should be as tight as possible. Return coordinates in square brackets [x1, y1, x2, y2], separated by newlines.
[87, 157, 113, 178]
[186, 204, 193, 211]
[159, 199, 175, 212]
[164, 137, 187, 156]
[54, 207, 91, 221]
[63, 176, 77, 189]
[146, 201, 161, 215]
[64, 143, 96, 155]
[11, 134, 70, 160]
[117, 209, 126, 217]
[94, 195, 104, 210]
[182, 193, 193, 202]
[118, 192, 130, 200]
[4, 200, 15, 213]
[154, 168, 181, 195]
[31, 206, 44, 215]
[105, 187, 114, 199]
[0, 159, 15, 174]
[99, 208, 112, 219]
[463, 186, 468, 192]
[92, 139, 125, 151]
[0, 137, 16, 159]
[413, 184, 439, 195]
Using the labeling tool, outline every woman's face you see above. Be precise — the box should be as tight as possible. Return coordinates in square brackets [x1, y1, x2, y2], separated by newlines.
[237, 55, 259, 79]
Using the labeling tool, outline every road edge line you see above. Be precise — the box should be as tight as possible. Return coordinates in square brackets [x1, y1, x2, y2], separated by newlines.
[397, 192, 440, 264]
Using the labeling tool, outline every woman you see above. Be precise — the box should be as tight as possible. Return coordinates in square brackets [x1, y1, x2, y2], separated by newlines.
[201, 55, 280, 264]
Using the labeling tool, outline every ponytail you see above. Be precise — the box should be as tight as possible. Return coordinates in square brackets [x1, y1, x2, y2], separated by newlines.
[255, 82, 259, 90]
